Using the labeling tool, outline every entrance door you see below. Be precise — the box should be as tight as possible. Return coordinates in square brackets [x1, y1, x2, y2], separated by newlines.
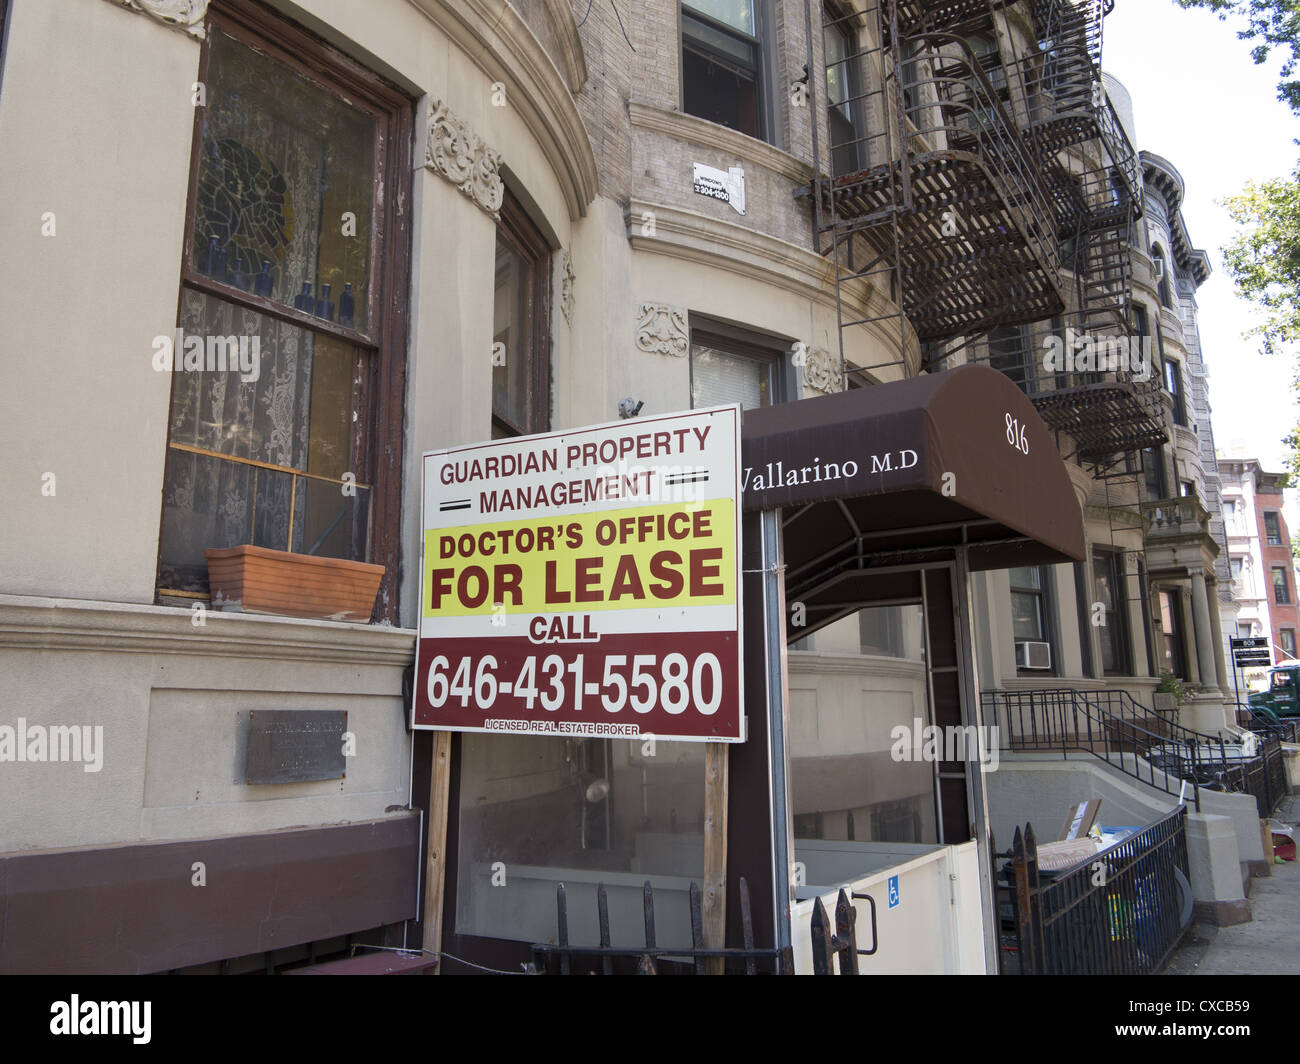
[783, 563, 987, 972]
[1157, 589, 1188, 680]
[786, 565, 976, 879]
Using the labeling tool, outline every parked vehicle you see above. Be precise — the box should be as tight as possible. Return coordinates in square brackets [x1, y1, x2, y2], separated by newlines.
[1247, 662, 1300, 722]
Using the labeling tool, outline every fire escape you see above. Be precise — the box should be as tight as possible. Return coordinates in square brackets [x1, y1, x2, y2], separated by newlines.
[801, 0, 1165, 472]
[799, 0, 1065, 380]
[1015, 0, 1164, 471]
[801, 0, 1170, 670]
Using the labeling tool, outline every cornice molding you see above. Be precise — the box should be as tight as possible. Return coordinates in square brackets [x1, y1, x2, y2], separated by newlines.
[106, 0, 207, 38]
[0, 595, 416, 667]
[407, 0, 596, 220]
[541, 0, 586, 93]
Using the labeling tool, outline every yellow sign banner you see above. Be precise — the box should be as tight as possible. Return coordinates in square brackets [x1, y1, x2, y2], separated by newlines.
[422, 500, 736, 618]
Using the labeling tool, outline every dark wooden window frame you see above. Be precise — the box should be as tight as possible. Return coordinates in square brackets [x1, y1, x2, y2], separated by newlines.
[823, 0, 865, 176]
[1163, 355, 1187, 427]
[158, 0, 413, 623]
[492, 190, 553, 438]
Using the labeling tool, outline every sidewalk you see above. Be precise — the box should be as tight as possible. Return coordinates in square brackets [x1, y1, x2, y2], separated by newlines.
[1165, 796, 1300, 975]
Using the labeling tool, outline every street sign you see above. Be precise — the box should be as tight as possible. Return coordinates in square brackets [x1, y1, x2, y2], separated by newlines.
[412, 406, 744, 742]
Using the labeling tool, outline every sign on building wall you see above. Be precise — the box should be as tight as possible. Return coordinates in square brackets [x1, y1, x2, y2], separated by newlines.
[413, 408, 744, 742]
[693, 163, 746, 215]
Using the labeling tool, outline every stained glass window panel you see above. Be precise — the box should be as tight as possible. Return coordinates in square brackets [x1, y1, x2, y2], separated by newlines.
[191, 28, 375, 333]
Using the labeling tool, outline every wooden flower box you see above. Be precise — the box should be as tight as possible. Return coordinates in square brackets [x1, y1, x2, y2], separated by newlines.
[205, 545, 385, 622]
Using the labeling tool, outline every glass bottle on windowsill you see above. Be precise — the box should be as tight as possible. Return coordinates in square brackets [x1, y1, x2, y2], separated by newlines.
[339, 282, 355, 328]
[315, 283, 334, 322]
[230, 257, 250, 292]
[294, 281, 314, 312]
[254, 259, 274, 298]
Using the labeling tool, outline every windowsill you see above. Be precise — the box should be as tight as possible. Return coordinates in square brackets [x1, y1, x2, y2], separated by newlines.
[0, 593, 416, 662]
[628, 102, 811, 184]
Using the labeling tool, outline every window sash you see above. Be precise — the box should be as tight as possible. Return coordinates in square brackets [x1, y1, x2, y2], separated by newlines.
[681, 4, 765, 140]
[1266, 512, 1282, 546]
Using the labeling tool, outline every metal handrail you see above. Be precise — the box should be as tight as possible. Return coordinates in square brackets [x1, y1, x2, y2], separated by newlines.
[983, 688, 1203, 810]
[986, 686, 1291, 817]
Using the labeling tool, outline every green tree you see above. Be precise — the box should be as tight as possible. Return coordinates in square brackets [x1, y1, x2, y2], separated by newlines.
[1219, 168, 1300, 480]
[1219, 167, 1300, 356]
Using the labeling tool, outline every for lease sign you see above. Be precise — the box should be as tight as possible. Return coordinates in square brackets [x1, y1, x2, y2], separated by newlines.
[412, 407, 744, 742]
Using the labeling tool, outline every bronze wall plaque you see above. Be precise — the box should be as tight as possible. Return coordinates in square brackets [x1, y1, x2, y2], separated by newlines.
[245, 710, 348, 785]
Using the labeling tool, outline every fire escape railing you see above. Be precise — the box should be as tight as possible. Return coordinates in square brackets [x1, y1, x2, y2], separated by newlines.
[801, 25, 1065, 347]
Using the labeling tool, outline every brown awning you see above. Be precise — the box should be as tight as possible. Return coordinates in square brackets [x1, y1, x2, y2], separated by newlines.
[740, 364, 1086, 580]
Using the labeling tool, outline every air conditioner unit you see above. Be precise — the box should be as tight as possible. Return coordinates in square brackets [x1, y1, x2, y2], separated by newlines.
[1016, 641, 1052, 670]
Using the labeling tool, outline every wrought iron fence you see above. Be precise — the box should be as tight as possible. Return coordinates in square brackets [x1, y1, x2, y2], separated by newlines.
[996, 805, 1191, 975]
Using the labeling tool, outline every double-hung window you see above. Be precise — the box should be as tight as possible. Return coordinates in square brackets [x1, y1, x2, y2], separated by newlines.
[682, 1, 766, 141]
[156, 2, 411, 620]
[988, 325, 1030, 391]
[1010, 567, 1054, 671]
[1142, 447, 1166, 501]
[1093, 550, 1131, 675]
[1274, 566, 1292, 606]
[1265, 512, 1283, 547]
[824, 3, 864, 175]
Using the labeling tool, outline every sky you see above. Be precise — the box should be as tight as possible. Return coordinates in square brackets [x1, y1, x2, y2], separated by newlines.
[1104, 0, 1300, 528]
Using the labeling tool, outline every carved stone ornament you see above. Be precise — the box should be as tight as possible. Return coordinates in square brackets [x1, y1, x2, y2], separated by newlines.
[425, 99, 503, 219]
[560, 251, 575, 325]
[107, 0, 208, 38]
[634, 303, 689, 358]
[802, 346, 842, 393]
